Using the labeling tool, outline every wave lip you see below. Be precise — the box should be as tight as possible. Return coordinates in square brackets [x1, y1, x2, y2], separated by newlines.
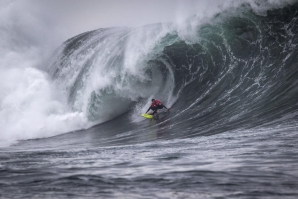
[48, 24, 177, 124]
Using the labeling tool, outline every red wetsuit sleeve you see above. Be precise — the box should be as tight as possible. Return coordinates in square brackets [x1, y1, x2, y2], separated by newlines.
[155, 100, 162, 105]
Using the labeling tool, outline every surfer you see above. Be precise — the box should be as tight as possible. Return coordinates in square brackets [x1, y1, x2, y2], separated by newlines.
[146, 99, 168, 115]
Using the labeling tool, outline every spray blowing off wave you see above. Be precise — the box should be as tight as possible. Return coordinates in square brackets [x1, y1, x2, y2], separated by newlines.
[48, 25, 177, 123]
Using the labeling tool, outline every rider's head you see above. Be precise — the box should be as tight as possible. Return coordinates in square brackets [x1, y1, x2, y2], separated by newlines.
[151, 99, 155, 102]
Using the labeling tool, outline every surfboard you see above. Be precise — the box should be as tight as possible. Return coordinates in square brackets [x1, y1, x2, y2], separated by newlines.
[141, 113, 153, 119]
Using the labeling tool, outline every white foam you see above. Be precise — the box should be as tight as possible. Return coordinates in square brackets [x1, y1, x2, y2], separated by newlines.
[0, 67, 91, 147]
[0, 1, 91, 147]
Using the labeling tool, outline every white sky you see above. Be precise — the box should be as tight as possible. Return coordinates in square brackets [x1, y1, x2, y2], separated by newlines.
[2, 0, 295, 40]
[0, 0, 226, 60]
[30, 0, 227, 37]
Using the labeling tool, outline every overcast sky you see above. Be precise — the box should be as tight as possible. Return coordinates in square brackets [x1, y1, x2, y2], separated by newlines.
[1, 0, 294, 51]
[2, 0, 295, 39]
[27, 0, 229, 37]
[0, 0, 226, 58]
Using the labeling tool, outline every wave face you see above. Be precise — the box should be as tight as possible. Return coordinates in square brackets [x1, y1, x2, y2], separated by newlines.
[48, 26, 177, 124]
[1, 1, 298, 146]
[47, 2, 298, 137]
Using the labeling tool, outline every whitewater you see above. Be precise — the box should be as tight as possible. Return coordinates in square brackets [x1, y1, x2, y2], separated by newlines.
[1, 0, 298, 198]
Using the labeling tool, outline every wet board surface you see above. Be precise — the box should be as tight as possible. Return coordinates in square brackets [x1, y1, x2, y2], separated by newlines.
[141, 114, 153, 119]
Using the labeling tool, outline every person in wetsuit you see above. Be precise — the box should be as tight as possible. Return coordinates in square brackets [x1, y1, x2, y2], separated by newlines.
[146, 99, 168, 115]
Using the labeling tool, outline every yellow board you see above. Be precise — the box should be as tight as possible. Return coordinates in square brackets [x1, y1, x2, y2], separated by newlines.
[141, 113, 153, 119]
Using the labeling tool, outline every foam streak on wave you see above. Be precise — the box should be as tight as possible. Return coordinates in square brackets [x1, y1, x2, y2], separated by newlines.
[48, 25, 177, 123]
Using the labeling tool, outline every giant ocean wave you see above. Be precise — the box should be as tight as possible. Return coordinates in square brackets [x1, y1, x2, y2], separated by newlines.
[1, 0, 298, 146]
[1, 2, 298, 198]
[48, 2, 298, 135]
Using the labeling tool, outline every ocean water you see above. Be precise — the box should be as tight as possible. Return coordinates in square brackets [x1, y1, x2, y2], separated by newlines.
[1, 1, 298, 198]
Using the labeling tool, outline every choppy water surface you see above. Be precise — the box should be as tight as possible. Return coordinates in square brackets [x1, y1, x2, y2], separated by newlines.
[1, 126, 298, 198]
